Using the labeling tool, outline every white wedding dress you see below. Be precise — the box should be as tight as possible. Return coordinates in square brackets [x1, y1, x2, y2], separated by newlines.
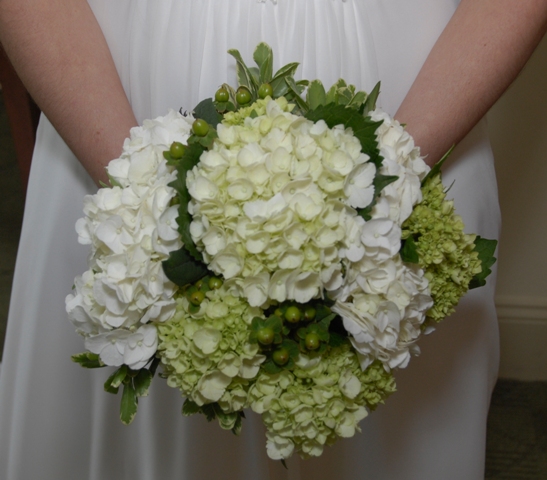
[0, 1, 501, 479]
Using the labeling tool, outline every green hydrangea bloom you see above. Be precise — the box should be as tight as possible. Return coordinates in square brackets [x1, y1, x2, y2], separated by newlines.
[156, 287, 265, 413]
[402, 173, 482, 323]
[223, 96, 293, 126]
[248, 343, 396, 459]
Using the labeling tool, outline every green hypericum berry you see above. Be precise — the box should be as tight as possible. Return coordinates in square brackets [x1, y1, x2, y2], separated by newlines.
[303, 307, 316, 321]
[257, 327, 275, 345]
[284, 306, 301, 323]
[192, 119, 209, 137]
[236, 87, 252, 105]
[169, 141, 185, 159]
[258, 83, 273, 99]
[305, 332, 320, 350]
[215, 87, 230, 103]
[189, 290, 205, 306]
[274, 308, 284, 318]
[208, 277, 223, 290]
[272, 347, 290, 365]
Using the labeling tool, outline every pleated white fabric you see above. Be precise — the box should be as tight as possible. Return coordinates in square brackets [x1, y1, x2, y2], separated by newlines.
[0, 1, 501, 479]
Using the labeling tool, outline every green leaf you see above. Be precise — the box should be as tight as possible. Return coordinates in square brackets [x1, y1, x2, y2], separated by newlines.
[163, 150, 180, 167]
[253, 42, 271, 68]
[324, 79, 355, 106]
[282, 339, 300, 360]
[104, 383, 119, 395]
[271, 61, 300, 83]
[315, 304, 334, 321]
[374, 174, 398, 195]
[357, 205, 373, 222]
[231, 412, 244, 436]
[149, 357, 160, 377]
[104, 365, 128, 395]
[248, 67, 260, 87]
[200, 403, 218, 422]
[347, 90, 367, 110]
[162, 246, 208, 287]
[357, 172, 399, 222]
[250, 316, 263, 330]
[106, 172, 122, 188]
[182, 398, 201, 416]
[120, 380, 138, 425]
[253, 42, 273, 83]
[318, 313, 336, 329]
[305, 104, 383, 167]
[170, 143, 204, 190]
[262, 359, 283, 374]
[421, 145, 454, 187]
[469, 236, 498, 289]
[362, 82, 381, 115]
[71, 352, 104, 369]
[325, 82, 339, 105]
[169, 142, 207, 263]
[133, 369, 153, 397]
[314, 324, 330, 342]
[187, 127, 218, 149]
[285, 77, 309, 113]
[337, 84, 354, 106]
[270, 62, 299, 98]
[193, 98, 222, 128]
[215, 408, 240, 432]
[356, 174, 396, 222]
[306, 80, 327, 110]
[328, 331, 349, 348]
[400, 236, 420, 264]
[265, 315, 283, 333]
[214, 100, 236, 114]
[228, 48, 258, 95]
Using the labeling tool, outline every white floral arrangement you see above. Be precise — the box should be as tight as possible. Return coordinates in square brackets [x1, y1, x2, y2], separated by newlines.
[68, 43, 496, 461]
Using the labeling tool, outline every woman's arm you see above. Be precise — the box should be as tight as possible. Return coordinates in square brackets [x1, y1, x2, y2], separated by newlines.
[0, 0, 137, 185]
[396, 0, 547, 166]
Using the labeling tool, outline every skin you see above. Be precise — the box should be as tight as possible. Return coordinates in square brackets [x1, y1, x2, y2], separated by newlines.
[1, 0, 546, 181]
[0, 0, 137, 185]
[396, 0, 547, 166]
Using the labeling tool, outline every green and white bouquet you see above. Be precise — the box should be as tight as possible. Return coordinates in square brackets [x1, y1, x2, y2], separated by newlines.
[67, 44, 496, 460]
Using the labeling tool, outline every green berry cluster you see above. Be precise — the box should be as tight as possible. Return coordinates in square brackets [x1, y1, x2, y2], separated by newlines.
[249, 301, 348, 374]
[180, 275, 223, 314]
[213, 83, 273, 115]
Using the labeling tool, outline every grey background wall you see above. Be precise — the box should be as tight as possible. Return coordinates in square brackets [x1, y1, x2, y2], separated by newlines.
[489, 34, 547, 380]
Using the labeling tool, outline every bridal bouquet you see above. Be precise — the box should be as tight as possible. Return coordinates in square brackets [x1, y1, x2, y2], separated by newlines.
[67, 44, 496, 460]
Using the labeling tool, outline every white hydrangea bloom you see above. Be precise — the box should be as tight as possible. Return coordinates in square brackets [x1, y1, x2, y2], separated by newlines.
[369, 108, 429, 225]
[188, 99, 376, 307]
[328, 109, 434, 371]
[67, 110, 194, 368]
[85, 324, 158, 370]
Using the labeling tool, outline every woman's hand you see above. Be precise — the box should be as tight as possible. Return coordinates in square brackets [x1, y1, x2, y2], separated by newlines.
[396, 0, 547, 166]
[0, 0, 137, 185]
